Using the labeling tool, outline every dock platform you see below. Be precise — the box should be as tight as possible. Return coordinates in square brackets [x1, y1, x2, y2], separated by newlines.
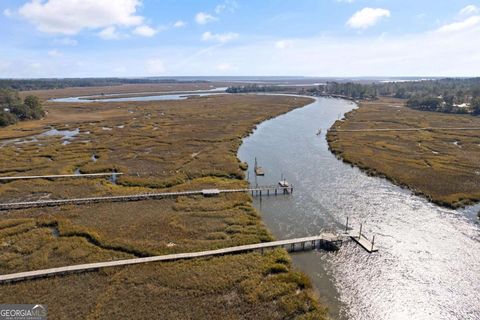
[348, 233, 378, 253]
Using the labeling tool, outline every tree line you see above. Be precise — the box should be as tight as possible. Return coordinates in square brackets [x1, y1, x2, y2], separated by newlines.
[0, 89, 44, 127]
[306, 78, 480, 116]
[0, 78, 208, 91]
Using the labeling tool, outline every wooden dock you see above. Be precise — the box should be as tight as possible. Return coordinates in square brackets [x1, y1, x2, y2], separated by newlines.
[0, 186, 294, 211]
[0, 233, 342, 284]
[343, 219, 378, 253]
[0, 173, 123, 181]
[349, 234, 378, 253]
[331, 127, 480, 133]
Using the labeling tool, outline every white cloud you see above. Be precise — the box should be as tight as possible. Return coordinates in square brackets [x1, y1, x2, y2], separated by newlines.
[275, 40, 292, 49]
[54, 37, 78, 46]
[133, 25, 157, 37]
[216, 62, 237, 72]
[437, 15, 480, 33]
[3, 8, 12, 17]
[47, 49, 62, 57]
[215, 0, 239, 14]
[195, 12, 217, 25]
[202, 31, 239, 43]
[98, 26, 122, 40]
[347, 7, 391, 29]
[145, 58, 165, 74]
[459, 5, 479, 16]
[173, 20, 186, 28]
[19, 0, 143, 35]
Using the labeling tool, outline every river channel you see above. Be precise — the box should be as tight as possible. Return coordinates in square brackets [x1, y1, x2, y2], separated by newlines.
[47, 90, 480, 320]
[237, 97, 480, 320]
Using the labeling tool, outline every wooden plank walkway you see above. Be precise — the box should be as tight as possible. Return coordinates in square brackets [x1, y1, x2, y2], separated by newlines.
[331, 127, 480, 133]
[0, 187, 294, 210]
[0, 233, 340, 284]
[0, 173, 123, 181]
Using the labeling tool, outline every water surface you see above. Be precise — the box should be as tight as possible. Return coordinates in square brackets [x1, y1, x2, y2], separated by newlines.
[238, 97, 480, 320]
[50, 87, 228, 103]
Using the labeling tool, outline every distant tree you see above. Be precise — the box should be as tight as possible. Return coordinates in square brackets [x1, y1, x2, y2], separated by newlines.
[472, 97, 480, 115]
[472, 87, 480, 98]
[0, 89, 44, 126]
[407, 96, 442, 112]
[24, 95, 41, 109]
[443, 95, 455, 106]
[394, 87, 407, 99]
[0, 111, 17, 127]
[9, 104, 31, 120]
[0, 88, 21, 106]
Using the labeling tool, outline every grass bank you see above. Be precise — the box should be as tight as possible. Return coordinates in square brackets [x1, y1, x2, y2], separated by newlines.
[0, 92, 327, 319]
[327, 97, 480, 208]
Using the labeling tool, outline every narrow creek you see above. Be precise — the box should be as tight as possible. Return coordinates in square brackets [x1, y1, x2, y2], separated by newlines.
[237, 97, 480, 320]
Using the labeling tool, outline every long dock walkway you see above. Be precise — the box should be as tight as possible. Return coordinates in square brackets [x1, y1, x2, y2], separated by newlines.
[331, 127, 480, 133]
[0, 173, 123, 181]
[0, 233, 340, 284]
[0, 186, 293, 210]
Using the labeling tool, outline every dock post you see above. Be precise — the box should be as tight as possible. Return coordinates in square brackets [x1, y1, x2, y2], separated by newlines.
[291, 187, 293, 194]
[371, 235, 375, 252]
[260, 190, 262, 198]
[275, 189, 277, 196]
[359, 223, 363, 239]
[301, 242, 305, 250]
[311, 240, 315, 249]
[251, 190, 254, 196]
[345, 217, 349, 233]
[267, 189, 269, 196]
[291, 244, 294, 252]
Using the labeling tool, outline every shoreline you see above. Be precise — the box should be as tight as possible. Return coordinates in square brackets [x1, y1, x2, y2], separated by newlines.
[326, 98, 480, 209]
[0, 93, 330, 319]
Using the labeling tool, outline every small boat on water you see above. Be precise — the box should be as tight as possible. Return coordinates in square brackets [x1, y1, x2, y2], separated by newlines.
[254, 157, 265, 176]
[278, 173, 289, 188]
[316, 129, 322, 135]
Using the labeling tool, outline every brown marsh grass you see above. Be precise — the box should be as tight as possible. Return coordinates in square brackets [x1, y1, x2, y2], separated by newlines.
[0, 91, 326, 319]
[327, 97, 480, 207]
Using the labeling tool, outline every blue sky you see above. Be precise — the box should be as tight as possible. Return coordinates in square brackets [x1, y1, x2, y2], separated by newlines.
[1, 0, 480, 78]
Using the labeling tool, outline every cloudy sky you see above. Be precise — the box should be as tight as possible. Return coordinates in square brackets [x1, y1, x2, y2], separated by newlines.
[1, 0, 480, 78]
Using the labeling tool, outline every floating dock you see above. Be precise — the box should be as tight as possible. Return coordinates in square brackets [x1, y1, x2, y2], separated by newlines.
[349, 233, 378, 253]
[344, 219, 378, 253]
